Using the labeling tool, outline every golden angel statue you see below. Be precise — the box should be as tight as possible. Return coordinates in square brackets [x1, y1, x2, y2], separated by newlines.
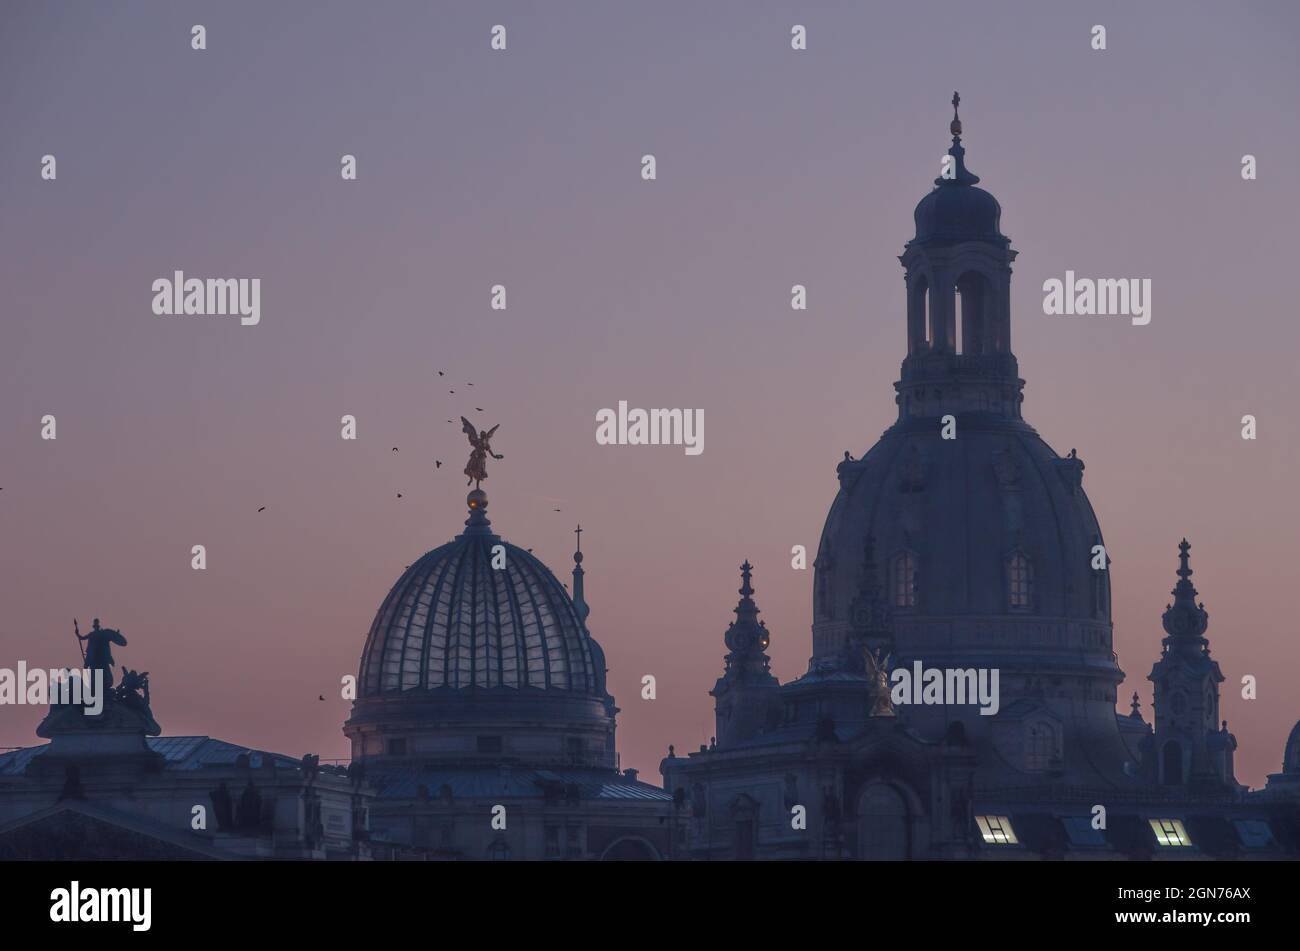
[461, 417, 503, 488]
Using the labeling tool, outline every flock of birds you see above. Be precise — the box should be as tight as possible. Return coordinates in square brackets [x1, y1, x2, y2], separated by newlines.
[252, 372, 564, 515]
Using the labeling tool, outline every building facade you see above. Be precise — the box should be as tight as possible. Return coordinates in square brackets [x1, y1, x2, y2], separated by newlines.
[660, 99, 1300, 860]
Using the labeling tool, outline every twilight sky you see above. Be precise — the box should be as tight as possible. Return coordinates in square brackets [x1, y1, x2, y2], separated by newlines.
[2, 1, 1298, 787]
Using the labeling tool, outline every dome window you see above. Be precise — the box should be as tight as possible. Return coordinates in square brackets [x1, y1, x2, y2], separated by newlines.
[1024, 721, 1058, 771]
[1007, 552, 1033, 610]
[891, 552, 917, 608]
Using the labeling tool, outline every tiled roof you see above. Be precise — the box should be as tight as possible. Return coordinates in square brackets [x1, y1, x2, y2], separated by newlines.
[0, 736, 303, 775]
[366, 765, 672, 802]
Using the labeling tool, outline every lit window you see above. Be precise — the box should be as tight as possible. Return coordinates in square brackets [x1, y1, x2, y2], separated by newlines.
[1149, 818, 1193, 847]
[892, 552, 917, 608]
[1008, 553, 1033, 609]
[976, 815, 1018, 845]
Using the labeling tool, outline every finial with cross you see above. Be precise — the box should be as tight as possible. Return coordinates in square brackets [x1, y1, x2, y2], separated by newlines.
[950, 91, 963, 139]
[574, 524, 583, 552]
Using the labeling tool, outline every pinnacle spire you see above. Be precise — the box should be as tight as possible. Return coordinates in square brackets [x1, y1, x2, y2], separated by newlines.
[1161, 538, 1208, 641]
[934, 91, 980, 186]
[724, 560, 769, 657]
[735, 560, 758, 623]
[572, 524, 589, 625]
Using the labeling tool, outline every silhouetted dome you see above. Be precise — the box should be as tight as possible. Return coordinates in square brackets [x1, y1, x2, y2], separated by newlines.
[1285, 720, 1300, 774]
[357, 491, 606, 698]
[816, 421, 1104, 623]
[913, 181, 1004, 244]
[909, 98, 1007, 247]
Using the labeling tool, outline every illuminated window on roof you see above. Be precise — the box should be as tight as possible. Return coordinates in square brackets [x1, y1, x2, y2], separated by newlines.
[975, 815, 1018, 844]
[1149, 818, 1193, 847]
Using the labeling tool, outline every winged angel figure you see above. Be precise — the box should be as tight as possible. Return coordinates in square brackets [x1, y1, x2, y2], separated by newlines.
[461, 417, 503, 488]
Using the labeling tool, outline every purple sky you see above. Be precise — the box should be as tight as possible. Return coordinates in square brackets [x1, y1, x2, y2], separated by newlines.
[2, 1, 1298, 787]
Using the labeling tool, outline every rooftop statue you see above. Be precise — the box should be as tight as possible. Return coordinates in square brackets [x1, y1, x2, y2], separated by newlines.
[76, 617, 127, 690]
[460, 417, 503, 489]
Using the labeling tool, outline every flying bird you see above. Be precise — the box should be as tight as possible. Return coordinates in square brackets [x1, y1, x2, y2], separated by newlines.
[318, 695, 325, 701]
[438, 371, 444, 376]
[392, 447, 399, 452]
[435, 460, 442, 468]
[475, 407, 483, 412]
[257, 506, 266, 513]
[397, 492, 403, 498]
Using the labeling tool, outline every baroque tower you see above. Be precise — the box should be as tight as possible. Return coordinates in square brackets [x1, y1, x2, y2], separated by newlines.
[1145, 540, 1238, 790]
[711, 562, 781, 747]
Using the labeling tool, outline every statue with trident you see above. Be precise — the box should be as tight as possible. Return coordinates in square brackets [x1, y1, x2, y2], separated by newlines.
[76, 617, 127, 690]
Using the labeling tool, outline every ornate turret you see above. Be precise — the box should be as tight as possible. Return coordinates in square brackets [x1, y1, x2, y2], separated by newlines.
[897, 92, 1023, 421]
[1160, 538, 1210, 649]
[711, 562, 781, 746]
[1145, 540, 1237, 790]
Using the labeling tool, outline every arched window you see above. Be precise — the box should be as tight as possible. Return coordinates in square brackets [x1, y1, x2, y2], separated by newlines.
[909, 276, 930, 355]
[858, 783, 910, 860]
[955, 271, 989, 355]
[1008, 552, 1033, 609]
[1161, 741, 1184, 786]
[891, 552, 917, 608]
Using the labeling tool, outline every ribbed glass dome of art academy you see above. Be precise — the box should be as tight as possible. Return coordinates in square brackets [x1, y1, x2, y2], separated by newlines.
[344, 489, 620, 770]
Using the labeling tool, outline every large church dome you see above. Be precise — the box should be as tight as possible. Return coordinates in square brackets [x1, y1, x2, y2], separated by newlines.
[808, 96, 1128, 781]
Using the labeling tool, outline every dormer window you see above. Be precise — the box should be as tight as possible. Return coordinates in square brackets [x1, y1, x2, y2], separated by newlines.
[975, 815, 1018, 845]
[1149, 818, 1192, 847]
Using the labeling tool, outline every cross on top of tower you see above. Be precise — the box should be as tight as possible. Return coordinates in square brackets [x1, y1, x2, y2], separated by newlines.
[950, 90, 962, 138]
